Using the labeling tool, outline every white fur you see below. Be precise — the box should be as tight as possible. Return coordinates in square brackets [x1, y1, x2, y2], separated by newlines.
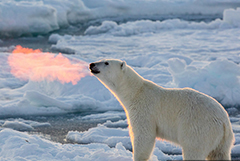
[90, 59, 234, 161]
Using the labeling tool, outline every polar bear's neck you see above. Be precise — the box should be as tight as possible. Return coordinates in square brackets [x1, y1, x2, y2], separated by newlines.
[113, 66, 144, 108]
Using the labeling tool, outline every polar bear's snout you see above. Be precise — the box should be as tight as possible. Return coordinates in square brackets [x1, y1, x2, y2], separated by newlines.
[89, 63, 100, 74]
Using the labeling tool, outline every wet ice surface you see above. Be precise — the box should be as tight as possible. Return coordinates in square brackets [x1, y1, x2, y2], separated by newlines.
[25, 111, 126, 144]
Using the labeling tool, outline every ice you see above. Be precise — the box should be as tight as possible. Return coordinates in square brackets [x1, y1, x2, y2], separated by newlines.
[235, 133, 240, 144]
[66, 122, 182, 154]
[223, 7, 240, 27]
[0, 1, 59, 37]
[1, 1, 240, 37]
[2, 121, 34, 131]
[48, 34, 63, 44]
[103, 120, 128, 128]
[81, 111, 126, 122]
[0, 118, 50, 132]
[0, 128, 134, 161]
[168, 58, 240, 107]
[24, 91, 71, 110]
[232, 145, 240, 156]
[85, 8, 240, 36]
[50, 25, 240, 107]
[67, 124, 132, 149]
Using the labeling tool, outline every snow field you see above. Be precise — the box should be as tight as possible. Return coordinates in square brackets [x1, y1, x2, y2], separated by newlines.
[1, 0, 240, 37]
[50, 29, 240, 108]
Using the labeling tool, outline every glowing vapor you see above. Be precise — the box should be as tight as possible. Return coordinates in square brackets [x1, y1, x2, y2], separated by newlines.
[8, 45, 90, 85]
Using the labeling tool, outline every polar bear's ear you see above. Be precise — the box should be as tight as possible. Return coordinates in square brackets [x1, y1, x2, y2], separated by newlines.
[121, 61, 126, 71]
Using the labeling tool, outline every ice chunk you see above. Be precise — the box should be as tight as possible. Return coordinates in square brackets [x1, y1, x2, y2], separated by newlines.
[223, 8, 240, 27]
[81, 111, 126, 122]
[66, 122, 182, 156]
[66, 124, 132, 149]
[168, 58, 186, 74]
[85, 21, 119, 35]
[85, 7, 240, 36]
[48, 33, 63, 44]
[24, 91, 71, 110]
[2, 121, 34, 131]
[103, 120, 128, 128]
[0, 1, 59, 37]
[232, 144, 240, 156]
[168, 58, 240, 107]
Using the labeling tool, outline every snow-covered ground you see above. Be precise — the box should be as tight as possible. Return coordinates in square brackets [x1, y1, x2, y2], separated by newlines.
[1, 0, 240, 160]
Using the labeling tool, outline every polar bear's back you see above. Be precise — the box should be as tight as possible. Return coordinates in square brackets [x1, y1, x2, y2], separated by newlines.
[140, 80, 231, 144]
[142, 80, 227, 117]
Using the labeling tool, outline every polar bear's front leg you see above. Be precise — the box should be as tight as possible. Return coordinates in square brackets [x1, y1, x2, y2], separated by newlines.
[132, 128, 156, 161]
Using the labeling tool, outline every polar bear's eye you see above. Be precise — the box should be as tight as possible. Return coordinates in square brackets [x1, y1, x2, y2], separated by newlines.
[105, 62, 109, 65]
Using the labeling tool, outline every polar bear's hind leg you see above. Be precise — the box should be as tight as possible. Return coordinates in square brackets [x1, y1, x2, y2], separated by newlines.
[207, 124, 234, 160]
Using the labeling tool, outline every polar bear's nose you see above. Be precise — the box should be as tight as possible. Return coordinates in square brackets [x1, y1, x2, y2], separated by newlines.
[89, 63, 95, 69]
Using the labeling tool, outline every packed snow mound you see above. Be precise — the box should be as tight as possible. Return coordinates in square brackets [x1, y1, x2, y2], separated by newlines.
[67, 124, 132, 149]
[85, 8, 240, 36]
[2, 121, 34, 131]
[0, 2, 59, 37]
[0, 128, 134, 161]
[66, 122, 182, 155]
[24, 91, 72, 110]
[1, 0, 240, 37]
[223, 7, 240, 27]
[168, 58, 240, 107]
[0, 118, 50, 132]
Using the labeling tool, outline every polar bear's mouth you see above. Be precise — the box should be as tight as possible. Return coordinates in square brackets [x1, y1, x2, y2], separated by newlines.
[91, 69, 100, 74]
[89, 63, 100, 74]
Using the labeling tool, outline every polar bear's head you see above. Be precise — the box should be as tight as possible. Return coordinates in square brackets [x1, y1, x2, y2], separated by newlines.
[89, 59, 127, 91]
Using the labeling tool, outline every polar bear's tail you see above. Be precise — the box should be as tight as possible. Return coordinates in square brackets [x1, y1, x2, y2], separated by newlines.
[207, 120, 234, 160]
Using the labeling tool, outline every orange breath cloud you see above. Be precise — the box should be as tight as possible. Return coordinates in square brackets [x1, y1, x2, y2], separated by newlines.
[8, 45, 90, 85]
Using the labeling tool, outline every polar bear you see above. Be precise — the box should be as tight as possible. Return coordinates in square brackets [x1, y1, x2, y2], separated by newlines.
[89, 59, 234, 161]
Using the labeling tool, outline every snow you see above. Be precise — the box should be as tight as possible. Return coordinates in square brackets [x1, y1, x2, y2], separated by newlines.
[85, 7, 240, 36]
[2, 121, 34, 131]
[24, 91, 71, 110]
[1, 0, 240, 160]
[81, 111, 126, 122]
[168, 58, 240, 107]
[0, 128, 134, 161]
[0, 118, 51, 131]
[0, 1, 59, 37]
[50, 27, 240, 108]
[223, 7, 240, 27]
[1, 0, 240, 37]
[66, 122, 183, 155]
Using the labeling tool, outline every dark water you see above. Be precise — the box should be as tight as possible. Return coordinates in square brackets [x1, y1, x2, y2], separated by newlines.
[22, 112, 114, 144]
